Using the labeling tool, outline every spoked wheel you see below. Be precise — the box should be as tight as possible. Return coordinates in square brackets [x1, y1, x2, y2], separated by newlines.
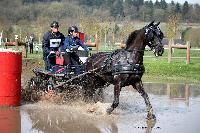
[28, 77, 43, 102]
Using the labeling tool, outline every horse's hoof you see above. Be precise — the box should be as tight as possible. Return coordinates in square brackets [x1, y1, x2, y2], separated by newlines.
[146, 117, 157, 129]
[106, 108, 113, 115]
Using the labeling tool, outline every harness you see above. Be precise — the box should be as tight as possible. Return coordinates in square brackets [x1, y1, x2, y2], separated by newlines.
[112, 63, 144, 75]
[102, 49, 145, 75]
[90, 26, 160, 76]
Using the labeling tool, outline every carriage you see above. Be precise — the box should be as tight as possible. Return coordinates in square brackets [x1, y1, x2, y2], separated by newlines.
[27, 21, 164, 119]
[27, 46, 92, 100]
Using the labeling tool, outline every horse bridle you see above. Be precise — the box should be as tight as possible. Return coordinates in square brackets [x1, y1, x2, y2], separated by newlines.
[145, 26, 163, 54]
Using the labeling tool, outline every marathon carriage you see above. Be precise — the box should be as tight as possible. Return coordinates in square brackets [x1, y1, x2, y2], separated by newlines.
[29, 46, 88, 92]
[27, 32, 96, 102]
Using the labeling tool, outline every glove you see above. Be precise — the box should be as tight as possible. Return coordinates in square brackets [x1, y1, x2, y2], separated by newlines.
[66, 48, 70, 52]
[70, 47, 74, 51]
[50, 51, 55, 54]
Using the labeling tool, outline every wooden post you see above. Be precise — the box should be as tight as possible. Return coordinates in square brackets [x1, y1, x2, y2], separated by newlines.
[186, 41, 190, 64]
[168, 39, 172, 63]
[95, 39, 99, 53]
[168, 39, 190, 64]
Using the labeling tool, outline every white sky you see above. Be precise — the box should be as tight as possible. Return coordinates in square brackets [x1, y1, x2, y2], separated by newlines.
[146, 0, 200, 4]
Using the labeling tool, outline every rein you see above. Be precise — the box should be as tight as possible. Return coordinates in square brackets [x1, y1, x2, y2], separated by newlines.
[126, 48, 146, 53]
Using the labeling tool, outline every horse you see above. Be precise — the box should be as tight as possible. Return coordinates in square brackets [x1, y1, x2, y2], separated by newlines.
[83, 21, 164, 119]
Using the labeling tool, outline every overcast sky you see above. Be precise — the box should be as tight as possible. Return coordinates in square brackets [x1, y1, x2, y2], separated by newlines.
[146, 0, 200, 4]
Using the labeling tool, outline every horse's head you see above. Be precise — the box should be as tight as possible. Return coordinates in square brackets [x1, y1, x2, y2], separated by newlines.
[145, 21, 164, 56]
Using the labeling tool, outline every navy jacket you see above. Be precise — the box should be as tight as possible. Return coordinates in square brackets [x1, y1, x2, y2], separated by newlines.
[42, 31, 65, 59]
[63, 35, 88, 52]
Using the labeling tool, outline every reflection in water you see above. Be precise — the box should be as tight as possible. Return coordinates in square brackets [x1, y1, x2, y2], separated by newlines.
[18, 83, 200, 133]
[143, 83, 195, 106]
[27, 109, 101, 133]
[22, 105, 157, 133]
[144, 83, 200, 97]
[0, 108, 21, 133]
[22, 105, 118, 133]
[167, 84, 190, 106]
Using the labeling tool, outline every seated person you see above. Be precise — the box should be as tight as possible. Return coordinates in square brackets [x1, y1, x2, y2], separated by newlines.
[42, 21, 65, 70]
[63, 26, 88, 65]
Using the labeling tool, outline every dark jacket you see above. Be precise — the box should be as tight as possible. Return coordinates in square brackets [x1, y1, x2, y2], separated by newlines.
[63, 35, 88, 52]
[42, 31, 65, 59]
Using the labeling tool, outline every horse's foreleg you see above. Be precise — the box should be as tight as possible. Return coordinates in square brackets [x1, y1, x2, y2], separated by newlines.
[134, 81, 156, 120]
[106, 83, 121, 114]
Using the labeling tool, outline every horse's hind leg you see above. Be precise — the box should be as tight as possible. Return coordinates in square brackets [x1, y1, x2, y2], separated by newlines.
[133, 80, 156, 120]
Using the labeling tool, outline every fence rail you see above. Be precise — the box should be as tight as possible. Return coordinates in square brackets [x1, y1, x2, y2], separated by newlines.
[168, 39, 191, 64]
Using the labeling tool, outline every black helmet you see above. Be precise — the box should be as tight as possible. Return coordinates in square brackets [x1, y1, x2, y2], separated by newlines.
[68, 26, 79, 34]
[50, 21, 59, 28]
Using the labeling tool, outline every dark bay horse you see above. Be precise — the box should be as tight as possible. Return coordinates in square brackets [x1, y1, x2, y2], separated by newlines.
[83, 21, 164, 119]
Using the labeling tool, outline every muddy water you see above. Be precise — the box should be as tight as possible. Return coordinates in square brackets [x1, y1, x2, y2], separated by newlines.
[1, 83, 200, 133]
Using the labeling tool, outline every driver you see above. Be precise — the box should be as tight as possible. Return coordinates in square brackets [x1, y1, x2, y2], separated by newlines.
[63, 26, 89, 65]
[42, 21, 65, 70]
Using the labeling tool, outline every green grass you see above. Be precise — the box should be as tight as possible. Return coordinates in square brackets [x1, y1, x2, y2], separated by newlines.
[143, 58, 200, 83]
[8, 44, 199, 84]
[143, 57, 200, 83]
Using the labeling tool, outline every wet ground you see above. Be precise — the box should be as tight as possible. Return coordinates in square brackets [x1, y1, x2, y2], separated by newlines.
[0, 60, 200, 133]
[1, 82, 200, 133]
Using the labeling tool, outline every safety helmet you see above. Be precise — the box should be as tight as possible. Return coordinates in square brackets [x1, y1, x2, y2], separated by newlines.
[50, 21, 59, 28]
[68, 26, 79, 34]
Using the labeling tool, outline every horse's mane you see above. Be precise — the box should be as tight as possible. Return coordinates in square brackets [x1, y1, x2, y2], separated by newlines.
[125, 28, 145, 48]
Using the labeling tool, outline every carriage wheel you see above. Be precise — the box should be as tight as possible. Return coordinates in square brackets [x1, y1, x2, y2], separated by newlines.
[28, 77, 42, 102]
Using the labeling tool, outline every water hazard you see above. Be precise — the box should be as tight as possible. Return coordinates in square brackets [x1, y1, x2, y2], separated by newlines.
[1, 83, 200, 133]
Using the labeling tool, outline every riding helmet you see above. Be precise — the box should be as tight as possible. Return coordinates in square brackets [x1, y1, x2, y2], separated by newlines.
[50, 21, 59, 28]
[68, 26, 79, 34]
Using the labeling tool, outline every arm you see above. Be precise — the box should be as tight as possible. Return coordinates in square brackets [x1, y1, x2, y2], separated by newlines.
[42, 32, 50, 54]
[77, 39, 89, 52]
[63, 36, 71, 50]
[57, 32, 66, 52]
[60, 33, 65, 47]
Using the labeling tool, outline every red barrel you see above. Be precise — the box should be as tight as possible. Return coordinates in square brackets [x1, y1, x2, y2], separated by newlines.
[0, 51, 22, 106]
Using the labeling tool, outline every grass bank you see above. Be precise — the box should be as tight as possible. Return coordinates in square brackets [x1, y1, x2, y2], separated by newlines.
[143, 57, 200, 83]
[21, 48, 200, 84]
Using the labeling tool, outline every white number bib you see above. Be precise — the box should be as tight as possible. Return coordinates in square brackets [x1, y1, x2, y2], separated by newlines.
[50, 39, 61, 48]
